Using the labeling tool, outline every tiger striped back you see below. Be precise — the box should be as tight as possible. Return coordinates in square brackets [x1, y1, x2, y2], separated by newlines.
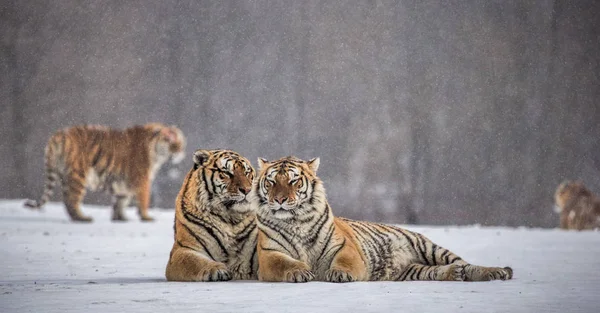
[165, 149, 258, 281]
[254, 156, 513, 283]
[24, 123, 186, 222]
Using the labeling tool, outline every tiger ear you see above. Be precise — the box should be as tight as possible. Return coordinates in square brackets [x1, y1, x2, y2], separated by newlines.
[257, 158, 270, 170]
[307, 157, 320, 173]
[193, 150, 212, 168]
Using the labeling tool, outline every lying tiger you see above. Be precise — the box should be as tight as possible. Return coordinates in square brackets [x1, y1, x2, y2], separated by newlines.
[25, 123, 185, 222]
[253, 156, 513, 283]
[165, 149, 258, 281]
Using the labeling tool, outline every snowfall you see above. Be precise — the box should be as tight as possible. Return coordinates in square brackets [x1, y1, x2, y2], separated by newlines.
[1, 200, 598, 313]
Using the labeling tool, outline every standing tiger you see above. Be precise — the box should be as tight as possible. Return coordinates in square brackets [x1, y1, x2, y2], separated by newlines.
[554, 180, 600, 230]
[24, 123, 186, 222]
[165, 149, 258, 281]
[253, 156, 513, 283]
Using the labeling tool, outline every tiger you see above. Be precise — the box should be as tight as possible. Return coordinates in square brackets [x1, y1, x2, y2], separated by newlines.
[24, 123, 186, 223]
[165, 149, 258, 281]
[554, 180, 600, 230]
[253, 156, 513, 283]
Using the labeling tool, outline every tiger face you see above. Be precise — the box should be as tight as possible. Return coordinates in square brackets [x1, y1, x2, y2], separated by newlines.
[194, 149, 255, 211]
[555, 180, 590, 210]
[255, 156, 320, 217]
[154, 125, 186, 164]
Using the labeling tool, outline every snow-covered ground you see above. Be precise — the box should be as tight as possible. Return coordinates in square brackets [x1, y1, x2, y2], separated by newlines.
[1, 200, 598, 313]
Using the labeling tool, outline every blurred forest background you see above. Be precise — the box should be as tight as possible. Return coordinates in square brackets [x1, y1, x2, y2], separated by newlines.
[1, 1, 599, 227]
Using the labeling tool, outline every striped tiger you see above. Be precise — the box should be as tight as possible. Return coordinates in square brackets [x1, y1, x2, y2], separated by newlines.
[254, 156, 513, 283]
[165, 149, 258, 281]
[24, 123, 186, 222]
[554, 180, 600, 230]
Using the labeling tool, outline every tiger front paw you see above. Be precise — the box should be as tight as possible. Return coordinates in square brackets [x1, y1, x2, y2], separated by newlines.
[198, 264, 232, 282]
[486, 266, 513, 281]
[285, 268, 315, 283]
[140, 215, 155, 222]
[325, 268, 356, 283]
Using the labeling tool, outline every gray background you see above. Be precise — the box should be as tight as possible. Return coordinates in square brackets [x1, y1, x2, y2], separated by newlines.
[1, 0, 599, 227]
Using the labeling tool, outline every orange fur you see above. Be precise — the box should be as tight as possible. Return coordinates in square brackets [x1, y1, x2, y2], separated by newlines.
[24, 123, 186, 222]
[165, 149, 258, 281]
[254, 156, 513, 283]
[555, 181, 600, 230]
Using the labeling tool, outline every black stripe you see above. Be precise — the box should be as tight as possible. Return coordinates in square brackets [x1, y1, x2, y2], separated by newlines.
[201, 169, 213, 200]
[399, 230, 428, 264]
[237, 222, 257, 243]
[97, 153, 113, 178]
[305, 205, 331, 244]
[210, 171, 219, 195]
[176, 240, 198, 252]
[316, 224, 336, 262]
[416, 234, 431, 265]
[414, 265, 425, 280]
[183, 212, 228, 258]
[431, 244, 438, 266]
[250, 244, 258, 271]
[259, 245, 283, 252]
[89, 133, 103, 166]
[180, 223, 215, 260]
[440, 249, 451, 264]
[324, 239, 346, 269]
[259, 228, 295, 257]
[448, 256, 462, 264]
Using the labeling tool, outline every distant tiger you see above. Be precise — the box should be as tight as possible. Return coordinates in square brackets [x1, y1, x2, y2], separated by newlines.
[253, 156, 513, 283]
[165, 149, 258, 281]
[24, 123, 186, 222]
[554, 180, 600, 230]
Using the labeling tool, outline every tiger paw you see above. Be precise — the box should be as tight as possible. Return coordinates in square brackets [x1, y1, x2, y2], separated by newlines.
[285, 268, 315, 283]
[199, 264, 232, 282]
[325, 268, 356, 283]
[140, 215, 155, 222]
[443, 264, 465, 281]
[111, 215, 128, 222]
[486, 266, 513, 281]
[71, 215, 93, 223]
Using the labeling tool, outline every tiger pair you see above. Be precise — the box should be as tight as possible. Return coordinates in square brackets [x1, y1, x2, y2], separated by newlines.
[165, 149, 513, 282]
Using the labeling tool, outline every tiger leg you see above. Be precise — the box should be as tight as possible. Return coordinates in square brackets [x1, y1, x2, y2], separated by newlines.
[165, 245, 231, 282]
[397, 263, 466, 281]
[257, 248, 314, 283]
[62, 170, 92, 222]
[135, 179, 153, 222]
[111, 195, 131, 222]
[559, 211, 569, 229]
[417, 235, 513, 281]
[461, 264, 513, 281]
[325, 241, 367, 283]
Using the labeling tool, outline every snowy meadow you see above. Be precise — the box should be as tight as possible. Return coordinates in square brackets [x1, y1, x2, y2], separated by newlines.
[1, 200, 598, 313]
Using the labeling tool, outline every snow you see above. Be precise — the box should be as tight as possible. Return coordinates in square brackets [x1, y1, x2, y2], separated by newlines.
[1, 200, 599, 313]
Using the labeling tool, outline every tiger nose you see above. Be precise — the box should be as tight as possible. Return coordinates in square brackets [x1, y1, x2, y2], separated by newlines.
[239, 187, 251, 195]
[274, 196, 287, 204]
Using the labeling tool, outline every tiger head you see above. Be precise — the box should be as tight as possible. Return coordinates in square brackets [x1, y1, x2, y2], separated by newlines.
[554, 180, 591, 212]
[193, 149, 255, 213]
[254, 156, 324, 218]
[150, 124, 186, 164]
